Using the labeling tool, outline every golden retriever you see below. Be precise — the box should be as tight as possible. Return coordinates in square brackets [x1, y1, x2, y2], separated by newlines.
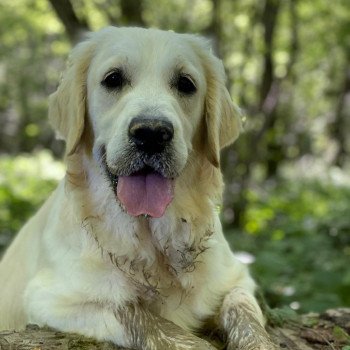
[0, 27, 276, 350]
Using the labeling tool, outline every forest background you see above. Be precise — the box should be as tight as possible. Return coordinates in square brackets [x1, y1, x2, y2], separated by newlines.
[0, 0, 349, 314]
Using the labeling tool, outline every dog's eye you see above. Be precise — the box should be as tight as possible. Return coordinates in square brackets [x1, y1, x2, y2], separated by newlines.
[175, 75, 197, 95]
[102, 70, 126, 90]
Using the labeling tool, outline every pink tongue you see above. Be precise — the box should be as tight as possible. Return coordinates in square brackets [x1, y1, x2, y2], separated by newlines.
[117, 173, 174, 218]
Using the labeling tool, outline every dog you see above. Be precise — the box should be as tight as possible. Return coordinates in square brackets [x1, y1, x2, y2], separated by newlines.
[0, 27, 276, 349]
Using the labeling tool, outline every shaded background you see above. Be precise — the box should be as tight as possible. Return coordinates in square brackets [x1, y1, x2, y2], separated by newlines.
[0, 0, 349, 313]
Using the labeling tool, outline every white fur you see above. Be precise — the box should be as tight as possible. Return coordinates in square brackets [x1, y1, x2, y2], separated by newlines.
[0, 27, 270, 349]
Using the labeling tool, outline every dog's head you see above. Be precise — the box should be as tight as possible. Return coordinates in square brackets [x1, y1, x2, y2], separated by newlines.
[49, 27, 241, 218]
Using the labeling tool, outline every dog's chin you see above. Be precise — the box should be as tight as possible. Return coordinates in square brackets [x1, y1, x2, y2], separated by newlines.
[104, 162, 176, 218]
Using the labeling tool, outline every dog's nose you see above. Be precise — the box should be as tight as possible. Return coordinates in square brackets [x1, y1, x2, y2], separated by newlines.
[129, 118, 174, 154]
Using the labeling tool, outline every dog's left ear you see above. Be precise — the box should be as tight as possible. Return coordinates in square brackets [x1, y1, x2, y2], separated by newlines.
[204, 56, 242, 168]
[49, 37, 95, 156]
[190, 37, 242, 167]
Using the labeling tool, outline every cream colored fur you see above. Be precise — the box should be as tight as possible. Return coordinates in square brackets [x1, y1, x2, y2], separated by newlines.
[0, 27, 275, 350]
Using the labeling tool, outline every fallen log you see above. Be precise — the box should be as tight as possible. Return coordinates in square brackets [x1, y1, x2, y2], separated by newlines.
[0, 308, 349, 350]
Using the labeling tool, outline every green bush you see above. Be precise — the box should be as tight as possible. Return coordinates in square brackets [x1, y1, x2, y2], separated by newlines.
[0, 151, 63, 253]
[225, 180, 350, 313]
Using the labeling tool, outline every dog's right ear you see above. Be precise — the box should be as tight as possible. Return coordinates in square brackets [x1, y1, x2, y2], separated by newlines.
[49, 37, 95, 156]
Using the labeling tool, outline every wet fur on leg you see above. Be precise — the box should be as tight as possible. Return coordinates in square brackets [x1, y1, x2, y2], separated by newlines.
[219, 288, 277, 350]
[118, 303, 216, 350]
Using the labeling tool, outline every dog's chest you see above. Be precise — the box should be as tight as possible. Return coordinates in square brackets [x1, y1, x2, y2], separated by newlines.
[97, 215, 214, 302]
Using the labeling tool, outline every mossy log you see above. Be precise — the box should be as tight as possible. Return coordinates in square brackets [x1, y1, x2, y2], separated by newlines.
[0, 308, 349, 350]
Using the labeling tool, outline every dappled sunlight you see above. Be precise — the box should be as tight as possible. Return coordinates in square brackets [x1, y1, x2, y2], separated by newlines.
[281, 156, 350, 187]
[0, 150, 64, 181]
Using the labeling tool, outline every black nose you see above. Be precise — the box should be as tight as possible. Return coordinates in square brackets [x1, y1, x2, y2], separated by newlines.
[129, 118, 174, 154]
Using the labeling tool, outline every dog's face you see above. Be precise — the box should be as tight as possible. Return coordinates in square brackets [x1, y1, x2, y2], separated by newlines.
[49, 27, 241, 218]
[88, 29, 206, 178]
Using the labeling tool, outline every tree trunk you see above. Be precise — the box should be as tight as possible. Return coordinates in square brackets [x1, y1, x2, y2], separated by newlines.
[330, 61, 350, 167]
[120, 0, 145, 26]
[47, 0, 90, 43]
[259, 0, 280, 107]
[1, 308, 349, 350]
[204, 0, 224, 56]
[259, 0, 281, 178]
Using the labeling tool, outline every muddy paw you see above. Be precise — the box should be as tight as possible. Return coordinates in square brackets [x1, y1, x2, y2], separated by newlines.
[227, 339, 278, 350]
[174, 336, 217, 350]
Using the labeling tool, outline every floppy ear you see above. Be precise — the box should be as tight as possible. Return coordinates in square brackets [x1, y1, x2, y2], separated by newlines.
[190, 38, 242, 167]
[49, 38, 95, 156]
[204, 60, 242, 167]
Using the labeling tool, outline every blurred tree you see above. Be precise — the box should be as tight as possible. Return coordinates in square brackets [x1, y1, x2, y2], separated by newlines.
[48, 0, 90, 42]
[330, 60, 350, 167]
[120, 0, 145, 26]
[259, 0, 280, 107]
[205, 0, 223, 55]
[0, 0, 69, 156]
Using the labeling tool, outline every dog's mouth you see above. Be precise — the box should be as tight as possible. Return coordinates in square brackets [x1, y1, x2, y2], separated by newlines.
[103, 154, 174, 218]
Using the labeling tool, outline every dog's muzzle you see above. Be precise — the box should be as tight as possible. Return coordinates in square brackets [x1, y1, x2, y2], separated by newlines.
[103, 117, 176, 218]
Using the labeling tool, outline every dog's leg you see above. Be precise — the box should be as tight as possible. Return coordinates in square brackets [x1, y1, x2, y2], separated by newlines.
[25, 272, 215, 350]
[118, 303, 216, 350]
[219, 286, 278, 350]
[29, 301, 215, 350]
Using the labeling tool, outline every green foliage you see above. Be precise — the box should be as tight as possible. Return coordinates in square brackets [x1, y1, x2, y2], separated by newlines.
[225, 179, 350, 313]
[0, 152, 63, 253]
[0, 0, 68, 154]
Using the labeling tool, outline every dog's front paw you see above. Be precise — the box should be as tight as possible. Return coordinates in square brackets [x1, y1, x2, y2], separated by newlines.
[144, 336, 216, 350]
[188, 338, 217, 350]
[220, 295, 279, 350]
[226, 330, 279, 350]
[163, 334, 217, 350]
[227, 342, 278, 350]
[226, 333, 278, 350]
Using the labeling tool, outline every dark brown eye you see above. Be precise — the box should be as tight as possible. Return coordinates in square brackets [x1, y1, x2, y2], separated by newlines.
[102, 69, 126, 90]
[175, 75, 197, 95]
